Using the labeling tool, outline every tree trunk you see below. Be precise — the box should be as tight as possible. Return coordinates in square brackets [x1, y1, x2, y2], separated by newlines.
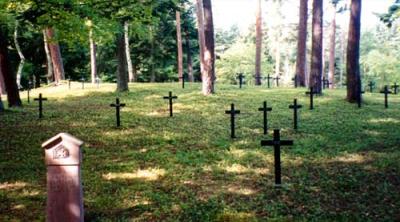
[43, 30, 53, 83]
[14, 21, 25, 89]
[275, 39, 281, 78]
[124, 21, 135, 83]
[176, 11, 184, 83]
[45, 28, 65, 84]
[346, 0, 362, 103]
[196, 0, 206, 80]
[340, 29, 346, 87]
[116, 29, 129, 92]
[309, 0, 323, 93]
[202, 0, 215, 95]
[296, 0, 308, 87]
[0, 28, 22, 107]
[328, 3, 337, 89]
[255, 0, 262, 85]
[89, 25, 97, 84]
[0, 61, 6, 94]
[185, 28, 194, 82]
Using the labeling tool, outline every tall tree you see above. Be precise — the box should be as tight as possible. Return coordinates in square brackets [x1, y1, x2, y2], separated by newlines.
[125, 21, 135, 83]
[328, 1, 338, 89]
[176, 10, 184, 83]
[43, 30, 53, 83]
[309, 0, 323, 93]
[88, 21, 97, 84]
[201, 0, 215, 95]
[14, 20, 24, 88]
[296, 0, 308, 87]
[184, 26, 194, 82]
[116, 24, 129, 91]
[0, 27, 22, 107]
[195, 0, 206, 79]
[346, 0, 362, 103]
[254, 0, 262, 85]
[45, 27, 65, 84]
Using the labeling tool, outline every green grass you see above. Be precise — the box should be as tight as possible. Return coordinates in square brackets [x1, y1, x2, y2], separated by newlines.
[1, 82, 400, 221]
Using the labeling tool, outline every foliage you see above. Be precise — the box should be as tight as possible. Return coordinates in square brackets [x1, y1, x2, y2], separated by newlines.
[1, 83, 399, 221]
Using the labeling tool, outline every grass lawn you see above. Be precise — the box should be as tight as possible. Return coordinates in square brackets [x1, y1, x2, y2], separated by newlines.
[0, 82, 399, 221]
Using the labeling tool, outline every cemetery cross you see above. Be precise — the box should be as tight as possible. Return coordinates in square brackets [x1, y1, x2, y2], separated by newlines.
[266, 74, 273, 88]
[34, 93, 48, 119]
[258, 101, 272, 135]
[110, 98, 126, 127]
[225, 103, 240, 138]
[391, 83, 399, 95]
[237, 73, 245, 89]
[305, 87, 317, 110]
[368, 81, 375, 93]
[163, 91, 178, 117]
[261, 129, 293, 186]
[380, 86, 392, 109]
[289, 99, 302, 130]
[274, 76, 281, 87]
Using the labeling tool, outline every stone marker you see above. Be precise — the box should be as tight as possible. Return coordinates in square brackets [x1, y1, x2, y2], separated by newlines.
[225, 103, 240, 138]
[34, 93, 48, 119]
[96, 77, 100, 89]
[305, 87, 317, 110]
[68, 79, 71, 90]
[273, 76, 281, 87]
[380, 86, 392, 108]
[368, 81, 375, 93]
[80, 77, 85, 89]
[258, 101, 272, 135]
[391, 83, 399, 95]
[237, 73, 245, 89]
[289, 99, 302, 130]
[163, 91, 178, 117]
[266, 74, 273, 88]
[110, 98, 126, 127]
[42, 133, 84, 222]
[261, 129, 293, 186]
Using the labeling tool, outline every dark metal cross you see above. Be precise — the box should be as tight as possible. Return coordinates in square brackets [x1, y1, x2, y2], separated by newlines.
[292, 75, 299, 88]
[254, 75, 263, 86]
[261, 129, 293, 186]
[179, 74, 187, 89]
[357, 90, 365, 108]
[322, 77, 331, 89]
[273, 76, 281, 87]
[368, 81, 375, 93]
[225, 103, 240, 138]
[237, 73, 245, 89]
[380, 86, 392, 109]
[34, 93, 48, 119]
[110, 98, 126, 127]
[163, 91, 178, 117]
[266, 74, 273, 88]
[289, 99, 302, 130]
[258, 101, 272, 135]
[391, 83, 399, 95]
[305, 87, 317, 110]
[81, 77, 85, 89]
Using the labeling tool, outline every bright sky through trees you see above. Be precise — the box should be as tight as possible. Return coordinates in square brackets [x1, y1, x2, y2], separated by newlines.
[212, 0, 393, 31]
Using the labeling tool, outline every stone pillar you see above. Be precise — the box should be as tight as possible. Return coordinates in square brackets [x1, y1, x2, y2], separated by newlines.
[42, 133, 84, 222]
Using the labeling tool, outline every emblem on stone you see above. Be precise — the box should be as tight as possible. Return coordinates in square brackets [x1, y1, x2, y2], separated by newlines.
[53, 145, 70, 159]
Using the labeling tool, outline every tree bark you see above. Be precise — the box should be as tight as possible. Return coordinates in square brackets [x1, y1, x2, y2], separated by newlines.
[0, 59, 6, 94]
[116, 29, 129, 92]
[275, 39, 281, 78]
[329, 3, 337, 89]
[45, 28, 65, 84]
[346, 0, 362, 102]
[14, 21, 25, 89]
[255, 0, 262, 85]
[296, 0, 308, 87]
[124, 21, 135, 83]
[43, 30, 53, 83]
[309, 0, 323, 93]
[202, 0, 216, 95]
[196, 0, 206, 80]
[0, 28, 22, 107]
[89, 25, 97, 84]
[185, 28, 194, 82]
[176, 11, 184, 83]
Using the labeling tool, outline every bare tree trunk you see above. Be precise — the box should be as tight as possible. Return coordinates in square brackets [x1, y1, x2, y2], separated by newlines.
[43, 30, 53, 83]
[0, 28, 22, 107]
[275, 39, 281, 77]
[255, 0, 262, 85]
[346, 0, 362, 102]
[196, 0, 206, 80]
[124, 21, 135, 82]
[340, 29, 346, 87]
[14, 21, 24, 89]
[202, 0, 215, 95]
[0, 67, 5, 94]
[45, 27, 65, 84]
[310, 0, 323, 93]
[329, 3, 337, 88]
[296, 0, 308, 87]
[116, 28, 129, 92]
[176, 11, 184, 83]
[185, 28, 194, 82]
[89, 25, 97, 84]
